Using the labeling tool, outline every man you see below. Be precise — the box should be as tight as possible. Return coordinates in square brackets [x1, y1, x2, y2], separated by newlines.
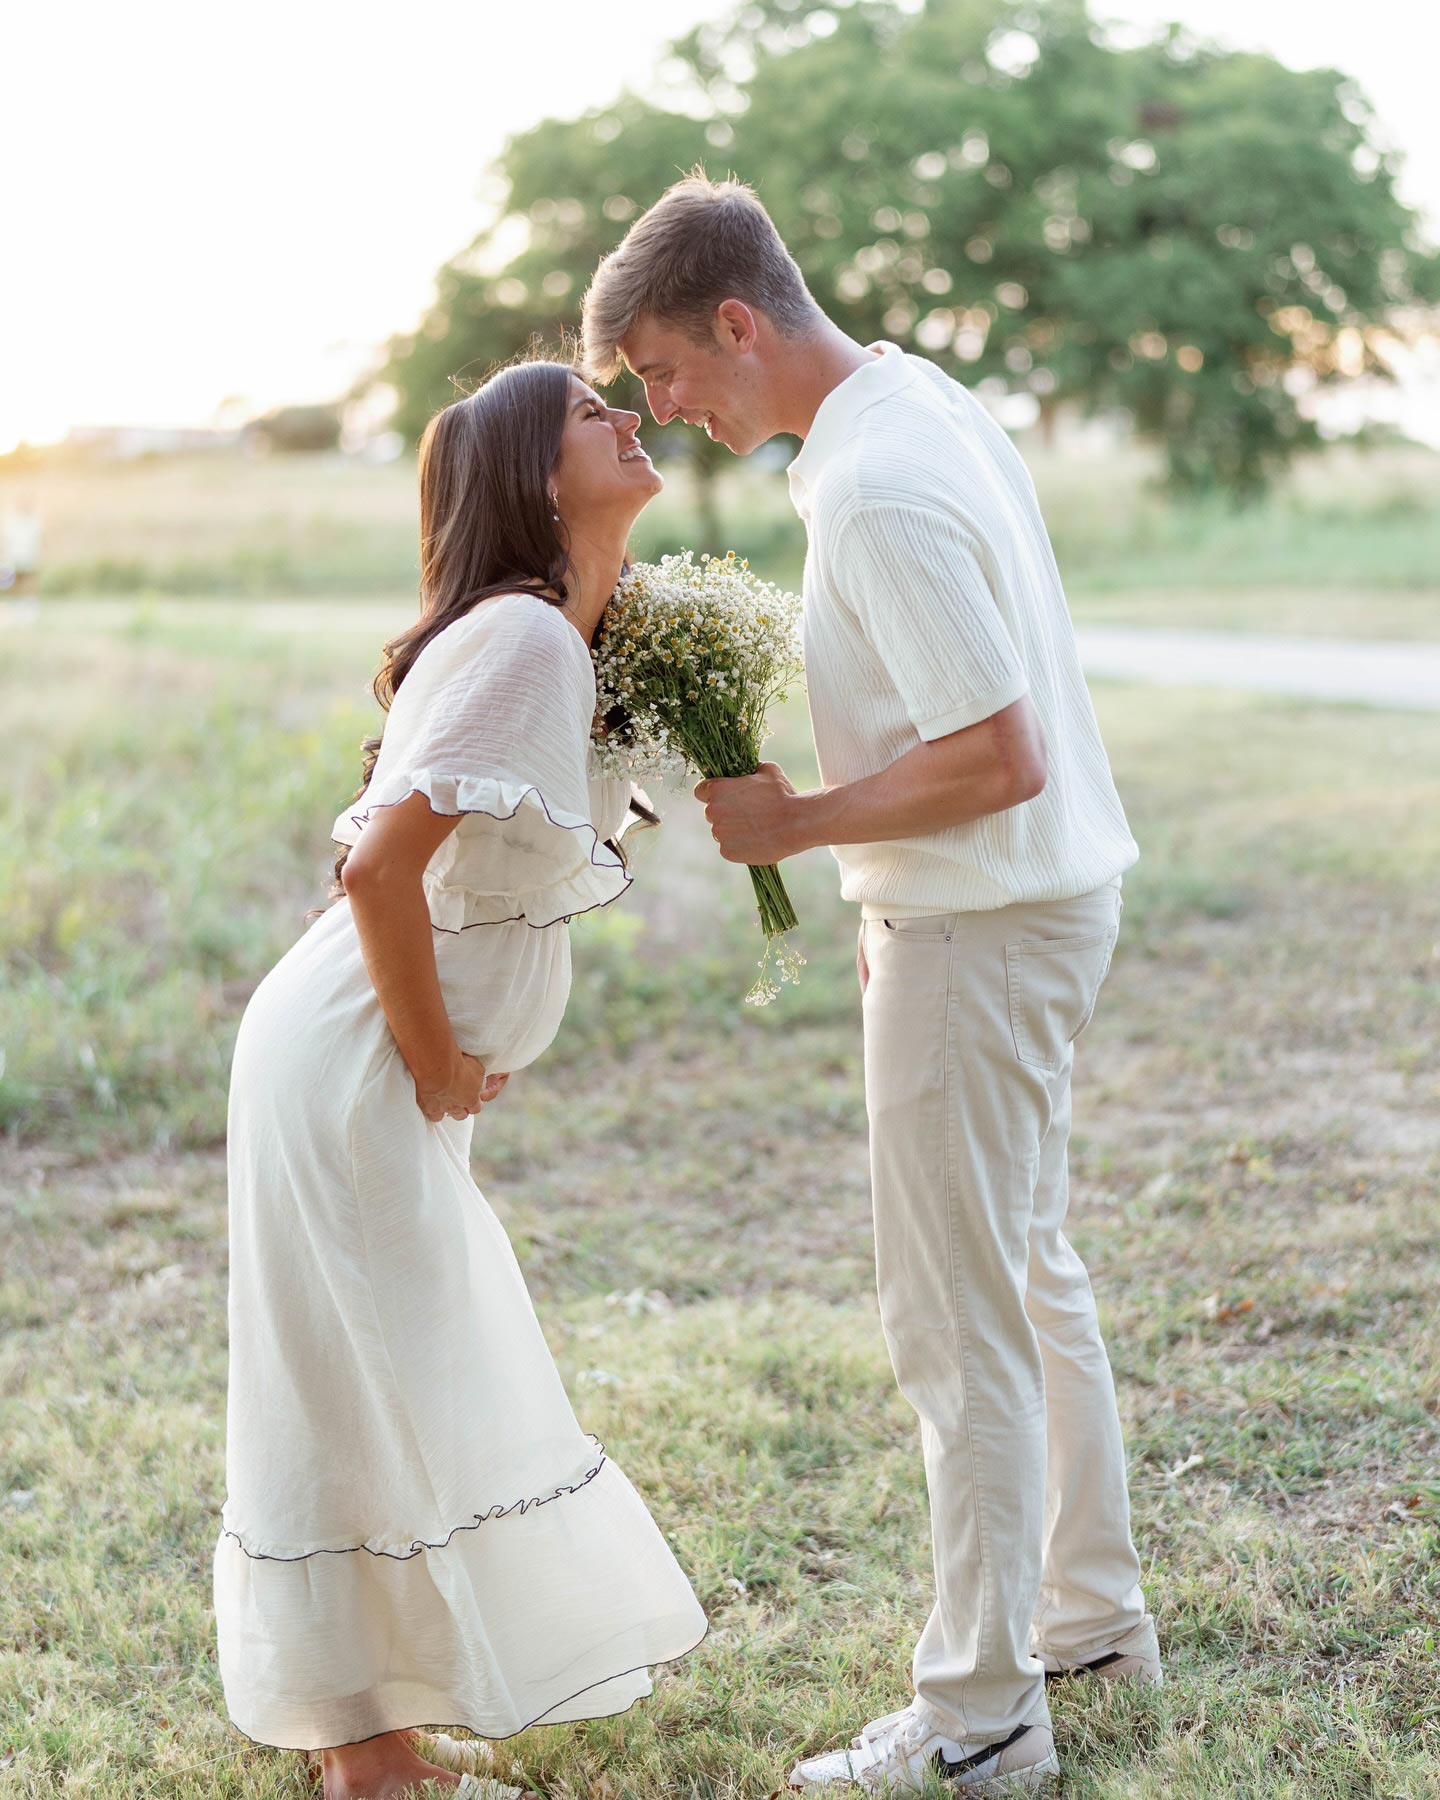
[581, 170, 1160, 1796]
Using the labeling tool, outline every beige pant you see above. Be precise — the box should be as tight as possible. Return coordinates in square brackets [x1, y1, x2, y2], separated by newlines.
[860, 880, 1146, 1743]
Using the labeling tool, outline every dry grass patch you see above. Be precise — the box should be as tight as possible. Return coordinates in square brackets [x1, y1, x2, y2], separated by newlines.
[3, 617, 1439, 1794]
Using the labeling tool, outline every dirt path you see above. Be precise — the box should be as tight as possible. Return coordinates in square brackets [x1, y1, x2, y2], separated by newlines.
[1077, 625, 1440, 709]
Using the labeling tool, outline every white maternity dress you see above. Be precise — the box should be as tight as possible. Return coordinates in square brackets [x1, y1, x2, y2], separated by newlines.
[212, 591, 707, 1751]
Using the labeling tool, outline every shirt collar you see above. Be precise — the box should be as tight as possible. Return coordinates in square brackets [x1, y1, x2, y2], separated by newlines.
[786, 339, 915, 505]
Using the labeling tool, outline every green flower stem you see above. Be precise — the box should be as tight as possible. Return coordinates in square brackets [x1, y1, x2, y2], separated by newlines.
[747, 861, 798, 938]
[651, 706, 802, 935]
[600, 616, 807, 997]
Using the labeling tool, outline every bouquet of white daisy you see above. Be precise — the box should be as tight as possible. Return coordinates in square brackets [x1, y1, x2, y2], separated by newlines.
[590, 549, 806, 1005]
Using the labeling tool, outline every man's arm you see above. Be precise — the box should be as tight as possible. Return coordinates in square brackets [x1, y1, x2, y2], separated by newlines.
[695, 691, 1047, 865]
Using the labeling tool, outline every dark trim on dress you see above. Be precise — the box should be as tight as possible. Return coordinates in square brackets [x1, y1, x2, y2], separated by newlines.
[336, 782, 633, 933]
[219, 1435, 608, 1562]
[224, 1619, 713, 1756]
[425, 875, 631, 935]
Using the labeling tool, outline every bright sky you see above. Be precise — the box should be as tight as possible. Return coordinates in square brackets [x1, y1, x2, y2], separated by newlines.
[5, 0, 1436, 453]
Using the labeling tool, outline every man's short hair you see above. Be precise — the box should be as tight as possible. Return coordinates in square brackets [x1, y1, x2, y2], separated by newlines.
[580, 167, 822, 383]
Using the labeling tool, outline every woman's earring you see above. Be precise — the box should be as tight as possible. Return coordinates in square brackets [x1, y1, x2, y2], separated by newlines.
[550, 492, 561, 522]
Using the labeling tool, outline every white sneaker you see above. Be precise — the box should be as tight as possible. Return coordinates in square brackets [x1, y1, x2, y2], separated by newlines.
[1037, 1613, 1163, 1687]
[401, 1734, 524, 1797]
[787, 1705, 1059, 1793]
[453, 1776, 524, 1800]
[411, 1731, 495, 1771]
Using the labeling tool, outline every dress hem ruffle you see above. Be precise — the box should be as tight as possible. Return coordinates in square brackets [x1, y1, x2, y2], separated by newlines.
[222, 1619, 712, 1754]
[219, 1433, 608, 1561]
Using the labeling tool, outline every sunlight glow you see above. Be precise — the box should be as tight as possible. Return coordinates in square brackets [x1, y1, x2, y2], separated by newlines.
[3, 0, 1435, 452]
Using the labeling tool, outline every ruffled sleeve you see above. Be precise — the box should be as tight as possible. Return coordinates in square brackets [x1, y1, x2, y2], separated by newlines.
[331, 595, 631, 931]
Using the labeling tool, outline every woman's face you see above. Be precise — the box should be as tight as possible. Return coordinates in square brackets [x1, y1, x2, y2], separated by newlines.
[550, 375, 663, 527]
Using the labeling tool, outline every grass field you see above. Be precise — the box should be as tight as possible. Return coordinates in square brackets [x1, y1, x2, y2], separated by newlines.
[3, 580, 1439, 1796]
[5, 436, 1439, 636]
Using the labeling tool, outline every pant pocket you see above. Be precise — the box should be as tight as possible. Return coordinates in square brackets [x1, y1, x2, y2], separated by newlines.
[1005, 928, 1117, 1073]
[879, 913, 957, 941]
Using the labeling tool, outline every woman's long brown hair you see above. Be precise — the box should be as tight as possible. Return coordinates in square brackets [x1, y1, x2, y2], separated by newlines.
[312, 354, 642, 916]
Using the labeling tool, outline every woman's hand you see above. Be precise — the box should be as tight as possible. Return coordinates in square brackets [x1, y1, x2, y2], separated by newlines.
[414, 1049, 511, 1122]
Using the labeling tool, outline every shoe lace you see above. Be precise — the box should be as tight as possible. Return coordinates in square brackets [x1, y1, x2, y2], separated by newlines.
[857, 1707, 911, 1749]
[854, 1708, 931, 1775]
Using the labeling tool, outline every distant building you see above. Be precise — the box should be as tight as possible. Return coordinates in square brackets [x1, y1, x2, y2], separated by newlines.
[63, 424, 243, 459]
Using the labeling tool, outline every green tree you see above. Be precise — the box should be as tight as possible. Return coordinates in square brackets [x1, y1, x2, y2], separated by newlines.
[678, 0, 1437, 493]
[377, 0, 1438, 498]
[244, 402, 342, 454]
[372, 97, 736, 541]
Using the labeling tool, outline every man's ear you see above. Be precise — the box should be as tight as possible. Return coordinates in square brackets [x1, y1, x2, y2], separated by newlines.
[715, 298, 759, 355]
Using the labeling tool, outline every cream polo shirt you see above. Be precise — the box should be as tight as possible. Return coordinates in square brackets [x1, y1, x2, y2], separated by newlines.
[785, 340, 1139, 916]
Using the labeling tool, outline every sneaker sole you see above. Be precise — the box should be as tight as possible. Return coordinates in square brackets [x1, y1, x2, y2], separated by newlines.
[786, 1757, 1060, 1796]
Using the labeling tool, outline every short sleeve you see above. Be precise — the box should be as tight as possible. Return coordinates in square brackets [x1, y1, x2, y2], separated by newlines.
[331, 595, 630, 929]
[835, 500, 1029, 739]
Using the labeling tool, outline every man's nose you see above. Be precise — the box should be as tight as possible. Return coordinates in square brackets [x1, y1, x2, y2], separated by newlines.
[644, 385, 675, 426]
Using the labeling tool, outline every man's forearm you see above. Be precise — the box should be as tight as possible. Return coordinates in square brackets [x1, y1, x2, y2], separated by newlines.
[793, 710, 1046, 850]
[696, 695, 1046, 866]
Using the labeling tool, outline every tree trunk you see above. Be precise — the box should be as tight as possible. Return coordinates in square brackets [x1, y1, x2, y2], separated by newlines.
[693, 451, 723, 551]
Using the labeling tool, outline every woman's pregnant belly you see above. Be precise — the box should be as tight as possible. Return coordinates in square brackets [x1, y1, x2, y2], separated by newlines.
[431, 915, 571, 1075]
[234, 900, 572, 1109]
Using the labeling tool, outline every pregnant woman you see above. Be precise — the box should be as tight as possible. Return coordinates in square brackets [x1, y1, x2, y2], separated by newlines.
[211, 359, 708, 1799]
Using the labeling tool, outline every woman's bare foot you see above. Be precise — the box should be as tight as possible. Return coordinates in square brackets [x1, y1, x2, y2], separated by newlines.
[320, 1727, 467, 1798]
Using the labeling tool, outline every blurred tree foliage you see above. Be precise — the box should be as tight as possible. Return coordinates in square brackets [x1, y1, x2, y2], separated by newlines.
[375, 0, 1438, 498]
[244, 403, 343, 454]
[373, 98, 735, 536]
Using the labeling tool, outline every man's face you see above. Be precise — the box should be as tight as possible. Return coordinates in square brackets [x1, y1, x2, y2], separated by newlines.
[619, 314, 763, 456]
